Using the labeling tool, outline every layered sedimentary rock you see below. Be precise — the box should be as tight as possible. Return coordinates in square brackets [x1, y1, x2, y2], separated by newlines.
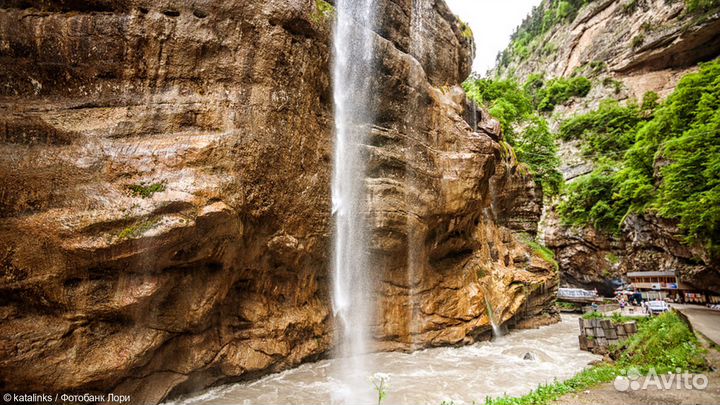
[496, 0, 720, 293]
[0, 0, 557, 402]
[501, 0, 720, 100]
[544, 211, 623, 296]
[622, 215, 720, 293]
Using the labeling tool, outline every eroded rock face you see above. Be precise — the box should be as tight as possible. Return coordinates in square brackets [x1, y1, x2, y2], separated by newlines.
[622, 215, 720, 293]
[0, 0, 557, 402]
[500, 0, 720, 99]
[544, 211, 623, 296]
[498, 0, 720, 295]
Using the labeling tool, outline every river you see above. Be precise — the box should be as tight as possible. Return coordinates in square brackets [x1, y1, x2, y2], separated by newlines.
[169, 315, 599, 405]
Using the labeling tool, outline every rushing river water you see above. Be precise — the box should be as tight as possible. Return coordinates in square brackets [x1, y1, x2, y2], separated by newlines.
[170, 316, 600, 405]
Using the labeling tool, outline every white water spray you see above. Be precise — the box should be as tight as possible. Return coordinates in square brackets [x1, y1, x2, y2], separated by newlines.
[331, 0, 378, 402]
[484, 295, 504, 339]
[403, 0, 428, 350]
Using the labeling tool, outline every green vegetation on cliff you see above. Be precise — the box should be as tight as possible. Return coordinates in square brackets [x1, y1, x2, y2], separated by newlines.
[686, 0, 720, 12]
[463, 77, 563, 195]
[463, 71, 593, 196]
[558, 60, 720, 254]
[498, 0, 595, 68]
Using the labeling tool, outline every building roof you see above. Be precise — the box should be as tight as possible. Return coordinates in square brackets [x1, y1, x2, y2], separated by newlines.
[627, 271, 676, 278]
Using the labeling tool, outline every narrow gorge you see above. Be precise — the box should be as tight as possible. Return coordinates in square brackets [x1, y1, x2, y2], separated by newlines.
[484, 0, 720, 296]
[0, 1, 559, 403]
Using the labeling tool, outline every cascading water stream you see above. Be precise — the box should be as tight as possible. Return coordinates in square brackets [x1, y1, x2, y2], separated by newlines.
[403, 0, 428, 351]
[484, 295, 504, 339]
[331, 0, 377, 402]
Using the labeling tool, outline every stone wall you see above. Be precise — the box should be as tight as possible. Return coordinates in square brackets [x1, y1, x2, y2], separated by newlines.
[578, 318, 638, 353]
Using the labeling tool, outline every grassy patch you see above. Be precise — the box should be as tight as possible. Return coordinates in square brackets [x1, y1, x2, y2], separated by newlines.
[686, 0, 720, 12]
[614, 311, 706, 372]
[117, 219, 159, 240]
[127, 182, 166, 198]
[458, 19, 473, 40]
[484, 365, 619, 405]
[483, 312, 707, 405]
[519, 233, 559, 270]
[311, 0, 335, 25]
[557, 301, 579, 311]
[631, 34, 645, 49]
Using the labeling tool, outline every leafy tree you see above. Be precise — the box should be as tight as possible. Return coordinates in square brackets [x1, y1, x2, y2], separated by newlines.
[463, 77, 564, 196]
[558, 98, 653, 158]
[558, 59, 720, 255]
[537, 76, 592, 111]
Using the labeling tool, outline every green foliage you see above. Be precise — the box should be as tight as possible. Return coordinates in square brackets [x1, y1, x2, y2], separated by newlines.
[614, 312, 707, 373]
[582, 311, 604, 320]
[458, 19, 474, 39]
[463, 77, 563, 195]
[542, 41, 558, 55]
[517, 116, 564, 195]
[370, 373, 390, 405]
[558, 99, 648, 157]
[463, 77, 533, 141]
[519, 233, 559, 270]
[311, 0, 335, 25]
[558, 163, 627, 233]
[484, 365, 619, 405]
[631, 34, 645, 49]
[685, 0, 720, 12]
[484, 312, 706, 405]
[588, 60, 607, 76]
[537, 76, 592, 111]
[117, 219, 159, 240]
[624, 60, 720, 251]
[498, 0, 595, 68]
[557, 301, 579, 310]
[623, 0, 640, 14]
[602, 77, 624, 94]
[127, 182, 166, 198]
[606, 252, 620, 264]
[558, 60, 720, 253]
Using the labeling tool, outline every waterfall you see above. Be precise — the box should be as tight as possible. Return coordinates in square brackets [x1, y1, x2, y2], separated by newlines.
[404, 0, 427, 352]
[484, 295, 504, 339]
[331, 0, 377, 402]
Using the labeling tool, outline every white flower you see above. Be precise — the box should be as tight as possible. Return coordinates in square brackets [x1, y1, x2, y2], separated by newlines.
[370, 372, 391, 389]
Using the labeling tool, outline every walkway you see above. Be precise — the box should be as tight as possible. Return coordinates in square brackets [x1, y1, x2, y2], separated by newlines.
[673, 304, 720, 346]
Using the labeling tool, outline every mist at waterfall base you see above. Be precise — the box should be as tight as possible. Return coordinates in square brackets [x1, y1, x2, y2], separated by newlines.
[168, 316, 600, 405]
[330, 0, 377, 402]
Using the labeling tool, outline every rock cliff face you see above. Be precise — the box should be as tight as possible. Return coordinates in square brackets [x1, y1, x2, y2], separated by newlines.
[499, 0, 720, 293]
[0, 0, 557, 402]
[501, 0, 720, 100]
[544, 211, 623, 296]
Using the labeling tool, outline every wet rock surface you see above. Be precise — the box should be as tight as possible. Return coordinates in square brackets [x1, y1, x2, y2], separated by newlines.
[0, 0, 558, 402]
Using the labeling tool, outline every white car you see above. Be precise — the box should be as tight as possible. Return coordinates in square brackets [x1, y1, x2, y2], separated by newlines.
[646, 300, 669, 315]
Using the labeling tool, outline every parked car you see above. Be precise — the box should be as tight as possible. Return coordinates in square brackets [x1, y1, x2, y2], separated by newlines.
[645, 300, 670, 315]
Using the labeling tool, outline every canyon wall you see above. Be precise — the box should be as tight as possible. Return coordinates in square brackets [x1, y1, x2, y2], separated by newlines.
[0, 0, 557, 403]
[498, 0, 720, 293]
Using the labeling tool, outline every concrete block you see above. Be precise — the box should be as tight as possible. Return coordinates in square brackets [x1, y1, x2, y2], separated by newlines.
[624, 322, 637, 334]
[606, 328, 618, 339]
[579, 335, 588, 350]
